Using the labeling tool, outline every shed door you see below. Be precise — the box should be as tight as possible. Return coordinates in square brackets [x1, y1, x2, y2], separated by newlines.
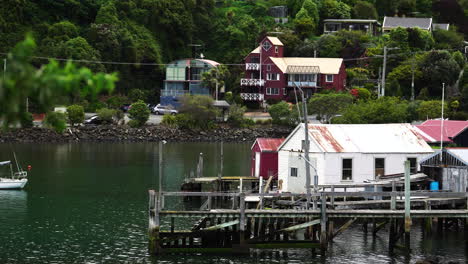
[255, 152, 260, 177]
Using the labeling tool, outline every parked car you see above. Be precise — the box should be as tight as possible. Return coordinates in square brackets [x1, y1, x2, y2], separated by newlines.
[84, 115, 102, 125]
[152, 104, 178, 115]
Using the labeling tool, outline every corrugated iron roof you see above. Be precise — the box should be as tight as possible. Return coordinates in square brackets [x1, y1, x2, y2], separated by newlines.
[432, 23, 449, 30]
[283, 123, 433, 153]
[253, 138, 285, 152]
[415, 120, 468, 143]
[383, 16, 432, 30]
[270, 57, 343, 74]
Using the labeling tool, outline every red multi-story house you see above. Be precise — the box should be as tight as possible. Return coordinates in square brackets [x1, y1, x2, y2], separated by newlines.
[241, 36, 346, 104]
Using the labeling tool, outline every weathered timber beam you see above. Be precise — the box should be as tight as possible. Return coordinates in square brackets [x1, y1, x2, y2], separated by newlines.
[373, 220, 389, 235]
[202, 220, 239, 231]
[332, 218, 357, 239]
[280, 219, 321, 232]
[158, 191, 468, 199]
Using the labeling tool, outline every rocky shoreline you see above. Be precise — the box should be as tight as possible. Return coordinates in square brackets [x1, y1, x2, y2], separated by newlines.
[0, 125, 293, 143]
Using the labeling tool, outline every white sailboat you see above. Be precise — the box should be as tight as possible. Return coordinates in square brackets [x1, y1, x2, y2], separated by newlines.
[0, 155, 28, 190]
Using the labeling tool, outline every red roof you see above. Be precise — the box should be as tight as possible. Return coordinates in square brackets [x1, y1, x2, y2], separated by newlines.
[415, 120, 468, 143]
[253, 138, 285, 152]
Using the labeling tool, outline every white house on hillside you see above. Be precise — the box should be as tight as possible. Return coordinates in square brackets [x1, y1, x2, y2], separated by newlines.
[277, 123, 434, 193]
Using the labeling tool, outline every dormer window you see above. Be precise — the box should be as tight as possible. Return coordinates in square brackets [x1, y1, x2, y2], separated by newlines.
[262, 41, 272, 51]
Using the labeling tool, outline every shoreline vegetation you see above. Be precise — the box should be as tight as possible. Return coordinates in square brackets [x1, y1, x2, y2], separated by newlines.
[0, 125, 293, 144]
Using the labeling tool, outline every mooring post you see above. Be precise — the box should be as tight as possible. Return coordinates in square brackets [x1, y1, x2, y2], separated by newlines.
[149, 191, 161, 255]
[330, 185, 335, 209]
[239, 192, 246, 248]
[320, 193, 328, 251]
[391, 181, 396, 210]
[424, 201, 432, 235]
[404, 160, 411, 251]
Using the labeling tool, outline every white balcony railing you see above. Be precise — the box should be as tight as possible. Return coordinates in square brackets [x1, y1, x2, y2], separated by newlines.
[245, 63, 260, 71]
[240, 78, 265, 86]
[240, 93, 264, 101]
[287, 81, 317, 87]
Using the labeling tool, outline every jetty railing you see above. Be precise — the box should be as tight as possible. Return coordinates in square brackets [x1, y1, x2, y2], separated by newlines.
[149, 188, 468, 255]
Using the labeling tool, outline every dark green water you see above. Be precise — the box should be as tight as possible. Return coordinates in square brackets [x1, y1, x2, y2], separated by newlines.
[0, 143, 466, 263]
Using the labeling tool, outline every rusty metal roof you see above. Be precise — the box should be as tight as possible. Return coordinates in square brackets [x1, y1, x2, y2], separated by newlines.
[287, 124, 433, 153]
[252, 138, 285, 152]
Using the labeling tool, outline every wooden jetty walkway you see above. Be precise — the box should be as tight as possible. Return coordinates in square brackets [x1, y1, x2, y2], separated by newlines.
[148, 189, 468, 255]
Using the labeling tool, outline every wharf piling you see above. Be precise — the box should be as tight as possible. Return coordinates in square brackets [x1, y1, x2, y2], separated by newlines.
[148, 190, 468, 255]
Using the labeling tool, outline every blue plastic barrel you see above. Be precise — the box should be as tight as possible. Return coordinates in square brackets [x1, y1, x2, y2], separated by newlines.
[429, 181, 439, 191]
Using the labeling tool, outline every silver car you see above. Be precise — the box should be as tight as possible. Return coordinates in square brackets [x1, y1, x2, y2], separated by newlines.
[152, 104, 178, 115]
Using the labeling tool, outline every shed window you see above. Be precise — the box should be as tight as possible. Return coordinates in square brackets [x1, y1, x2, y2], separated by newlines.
[290, 167, 298, 177]
[326, 74, 334, 82]
[267, 64, 272, 71]
[342, 159, 352, 181]
[375, 158, 385, 178]
[275, 46, 279, 53]
[407, 158, 417, 174]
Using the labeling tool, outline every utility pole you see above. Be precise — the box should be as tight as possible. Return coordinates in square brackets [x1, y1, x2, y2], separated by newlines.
[411, 58, 415, 101]
[381, 46, 387, 97]
[3, 58, 6, 79]
[377, 67, 382, 98]
[314, 50, 317, 58]
[381, 46, 399, 97]
[294, 83, 313, 210]
[440, 83, 445, 161]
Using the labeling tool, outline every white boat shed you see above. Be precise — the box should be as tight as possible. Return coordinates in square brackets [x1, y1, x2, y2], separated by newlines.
[277, 123, 434, 193]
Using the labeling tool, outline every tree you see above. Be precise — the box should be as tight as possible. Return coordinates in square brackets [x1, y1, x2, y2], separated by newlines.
[432, 29, 464, 49]
[128, 100, 150, 127]
[128, 89, 146, 103]
[417, 100, 449, 120]
[302, 0, 319, 26]
[353, 1, 378, 19]
[308, 93, 353, 123]
[419, 51, 461, 96]
[333, 97, 409, 124]
[316, 34, 341, 57]
[201, 65, 230, 98]
[0, 35, 118, 129]
[268, 101, 299, 127]
[67, 105, 85, 126]
[294, 8, 316, 39]
[321, 0, 351, 19]
[179, 95, 220, 129]
[44, 112, 67, 133]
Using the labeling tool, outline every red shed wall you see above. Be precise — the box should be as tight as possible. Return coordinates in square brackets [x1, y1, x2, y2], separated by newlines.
[260, 152, 279, 179]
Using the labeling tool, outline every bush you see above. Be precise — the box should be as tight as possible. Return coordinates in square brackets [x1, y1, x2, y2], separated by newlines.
[97, 108, 116, 124]
[417, 100, 449, 120]
[66, 105, 85, 126]
[127, 119, 140, 128]
[84, 101, 106, 112]
[114, 109, 125, 125]
[106, 95, 129, 109]
[179, 95, 220, 129]
[452, 51, 465, 69]
[44, 112, 67, 133]
[449, 111, 468, 120]
[268, 101, 299, 127]
[128, 100, 150, 127]
[175, 113, 197, 129]
[240, 118, 255, 128]
[20, 112, 33, 128]
[161, 114, 177, 127]
[128, 89, 146, 102]
[227, 104, 247, 126]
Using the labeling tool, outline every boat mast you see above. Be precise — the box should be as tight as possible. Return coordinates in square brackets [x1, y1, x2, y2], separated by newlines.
[13, 152, 21, 172]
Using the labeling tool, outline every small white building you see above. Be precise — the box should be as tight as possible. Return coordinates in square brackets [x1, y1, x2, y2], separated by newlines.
[277, 123, 434, 193]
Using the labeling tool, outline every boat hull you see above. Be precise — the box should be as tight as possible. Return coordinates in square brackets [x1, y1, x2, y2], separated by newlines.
[0, 179, 28, 189]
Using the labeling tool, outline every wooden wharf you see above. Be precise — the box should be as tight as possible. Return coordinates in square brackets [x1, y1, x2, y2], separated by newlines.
[148, 189, 468, 255]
